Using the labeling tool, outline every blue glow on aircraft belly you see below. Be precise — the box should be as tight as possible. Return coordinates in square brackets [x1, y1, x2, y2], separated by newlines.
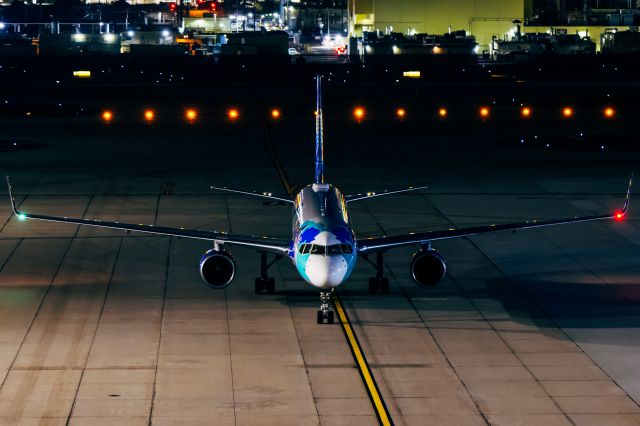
[291, 183, 357, 289]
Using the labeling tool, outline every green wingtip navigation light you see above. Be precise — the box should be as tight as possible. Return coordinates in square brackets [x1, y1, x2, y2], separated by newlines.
[17, 213, 26, 221]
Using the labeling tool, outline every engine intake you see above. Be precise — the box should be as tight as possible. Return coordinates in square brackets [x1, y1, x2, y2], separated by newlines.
[199, 249, 236, 289]
[410, 249, 446, 287]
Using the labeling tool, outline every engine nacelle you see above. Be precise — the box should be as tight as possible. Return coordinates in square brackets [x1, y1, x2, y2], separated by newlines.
[410, 249, 446, 287]
[199, 249, 236, 289]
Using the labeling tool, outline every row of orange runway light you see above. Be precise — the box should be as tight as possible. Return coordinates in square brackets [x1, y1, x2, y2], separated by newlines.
[100, 106, 618, 123]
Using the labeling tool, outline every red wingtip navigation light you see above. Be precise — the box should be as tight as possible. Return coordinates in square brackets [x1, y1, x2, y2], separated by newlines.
[228, 108, 239, 121]
[615, 211, 624, 221]
[144, 109, 155, 122]
[353, 107, 365, 121]
[271, 108, 281, 119]
[102, 110, 113, 123]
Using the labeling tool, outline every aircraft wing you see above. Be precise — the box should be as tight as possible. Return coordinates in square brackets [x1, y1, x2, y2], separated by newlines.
[357, 176, 632, 254]
[6, 177, 290, 254]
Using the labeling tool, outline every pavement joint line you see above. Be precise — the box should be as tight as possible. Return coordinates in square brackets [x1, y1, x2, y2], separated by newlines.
[423, 193, 587, 424]
[0, 195, 93, 410]
[331, 291, 394, 426]
[66, 236, 124, 426]
[148, 238, 173, 426]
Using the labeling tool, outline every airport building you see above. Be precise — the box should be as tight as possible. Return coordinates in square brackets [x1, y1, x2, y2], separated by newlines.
[351, 0, 525, 51]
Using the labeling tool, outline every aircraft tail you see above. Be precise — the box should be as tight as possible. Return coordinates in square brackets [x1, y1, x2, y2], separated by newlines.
[314, 74, 324, 184]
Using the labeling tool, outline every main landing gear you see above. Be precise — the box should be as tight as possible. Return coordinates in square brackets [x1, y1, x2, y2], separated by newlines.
[317, 290, 335, 324]
[254, 251, 282, 294]
[364, 251, 389, 294]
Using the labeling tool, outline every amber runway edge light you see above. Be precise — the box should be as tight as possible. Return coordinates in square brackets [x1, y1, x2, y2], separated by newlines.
[271, 108, 281, 119]
[604, 107, 616, 118]
[185, 108, 198, 122]
[521, 106, 532, 118]
[353, 107, 365, 121]
[438, 107, 448, 118]
[396, 108, 406, 119]
[228, 108, 239, 121]
[144, 109, 155, 122]
[101, 110, 113, 123]
[562, 107, 574, 118]
[479, 106, 490, 118]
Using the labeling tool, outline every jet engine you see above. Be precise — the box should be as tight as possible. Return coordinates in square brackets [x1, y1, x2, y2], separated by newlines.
[410, 249, 446, 287]
[199, 249, 236, 289]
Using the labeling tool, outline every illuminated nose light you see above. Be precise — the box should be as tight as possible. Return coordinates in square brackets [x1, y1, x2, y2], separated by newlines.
[185, 108, 198, 122]
[562, 107, 574, 118]
[102, 110, 113, 123]
[271, 108, 281, 119]
[396, 108, 406, 118]
[438, 108, 448, 118]
[521, 106, 531, 118]
[144, 109, 155, 122]
[604, 107, 615, 118]
[479, 107, 490, 118]
[228, 108, 239, 120]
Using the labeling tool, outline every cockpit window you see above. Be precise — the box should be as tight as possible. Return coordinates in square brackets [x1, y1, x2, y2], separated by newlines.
[310, 244, 325, 255]
[298, 244, 310, 254]
[340, 244, 353, 254]
[327, 245, 342, 255]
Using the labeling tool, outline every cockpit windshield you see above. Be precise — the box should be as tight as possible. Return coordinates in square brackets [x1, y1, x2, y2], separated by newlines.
[298, 243, 353, 256]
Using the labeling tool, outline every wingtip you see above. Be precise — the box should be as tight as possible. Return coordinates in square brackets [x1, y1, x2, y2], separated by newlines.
[5, 175, 18, 215]
[619, 172, 633, 216]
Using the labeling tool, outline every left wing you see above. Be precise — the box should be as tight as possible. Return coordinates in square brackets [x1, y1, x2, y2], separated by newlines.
[6, 177, 290, 254]
[346, 185, 428, 203]
[357, 175, 632, 254]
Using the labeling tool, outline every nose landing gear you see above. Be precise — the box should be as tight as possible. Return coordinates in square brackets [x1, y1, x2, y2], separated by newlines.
[317, 290, 335, 324]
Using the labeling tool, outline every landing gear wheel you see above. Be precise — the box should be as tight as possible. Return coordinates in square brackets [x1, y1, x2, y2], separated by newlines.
[317, 290, 334, 324]
[368, 277, 390, 294]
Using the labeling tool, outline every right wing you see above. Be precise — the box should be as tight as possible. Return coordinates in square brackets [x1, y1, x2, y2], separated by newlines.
[345, 185, 429, 203]
[357, 175, 632, 254]
[7, 177, 290, 254]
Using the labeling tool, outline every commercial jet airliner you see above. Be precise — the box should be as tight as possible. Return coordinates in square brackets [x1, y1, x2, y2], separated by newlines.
[6, 75, 632, 324]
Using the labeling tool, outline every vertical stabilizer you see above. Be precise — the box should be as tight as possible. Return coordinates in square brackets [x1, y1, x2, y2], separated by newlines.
[314, 74, 324, 184]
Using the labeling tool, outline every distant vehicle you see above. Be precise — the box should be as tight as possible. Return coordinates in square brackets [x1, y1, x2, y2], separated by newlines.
[288, 47, 299, 55]
[335, 46, 346, 55]
[6, 75, 632, 324]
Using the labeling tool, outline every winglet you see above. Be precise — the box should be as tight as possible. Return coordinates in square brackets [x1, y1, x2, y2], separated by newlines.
[622, 172, 633, 215]
[5, 176, 19, 216]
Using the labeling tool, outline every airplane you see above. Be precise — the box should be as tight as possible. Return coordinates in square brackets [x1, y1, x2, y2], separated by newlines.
[5, 75, 633, 324]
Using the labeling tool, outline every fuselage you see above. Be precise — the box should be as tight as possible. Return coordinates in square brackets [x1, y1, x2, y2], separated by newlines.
[289, 182, 357, 289]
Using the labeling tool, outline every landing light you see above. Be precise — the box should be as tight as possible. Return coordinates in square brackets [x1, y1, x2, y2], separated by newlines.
[144, 109, 155, 122]
[562, 107, 573, 118]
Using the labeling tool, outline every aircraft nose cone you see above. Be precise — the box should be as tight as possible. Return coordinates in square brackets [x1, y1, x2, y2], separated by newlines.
[305, 255, 349, 289]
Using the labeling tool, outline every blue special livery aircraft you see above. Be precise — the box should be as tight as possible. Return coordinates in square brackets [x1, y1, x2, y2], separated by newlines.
[6, 75, 633, 324]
